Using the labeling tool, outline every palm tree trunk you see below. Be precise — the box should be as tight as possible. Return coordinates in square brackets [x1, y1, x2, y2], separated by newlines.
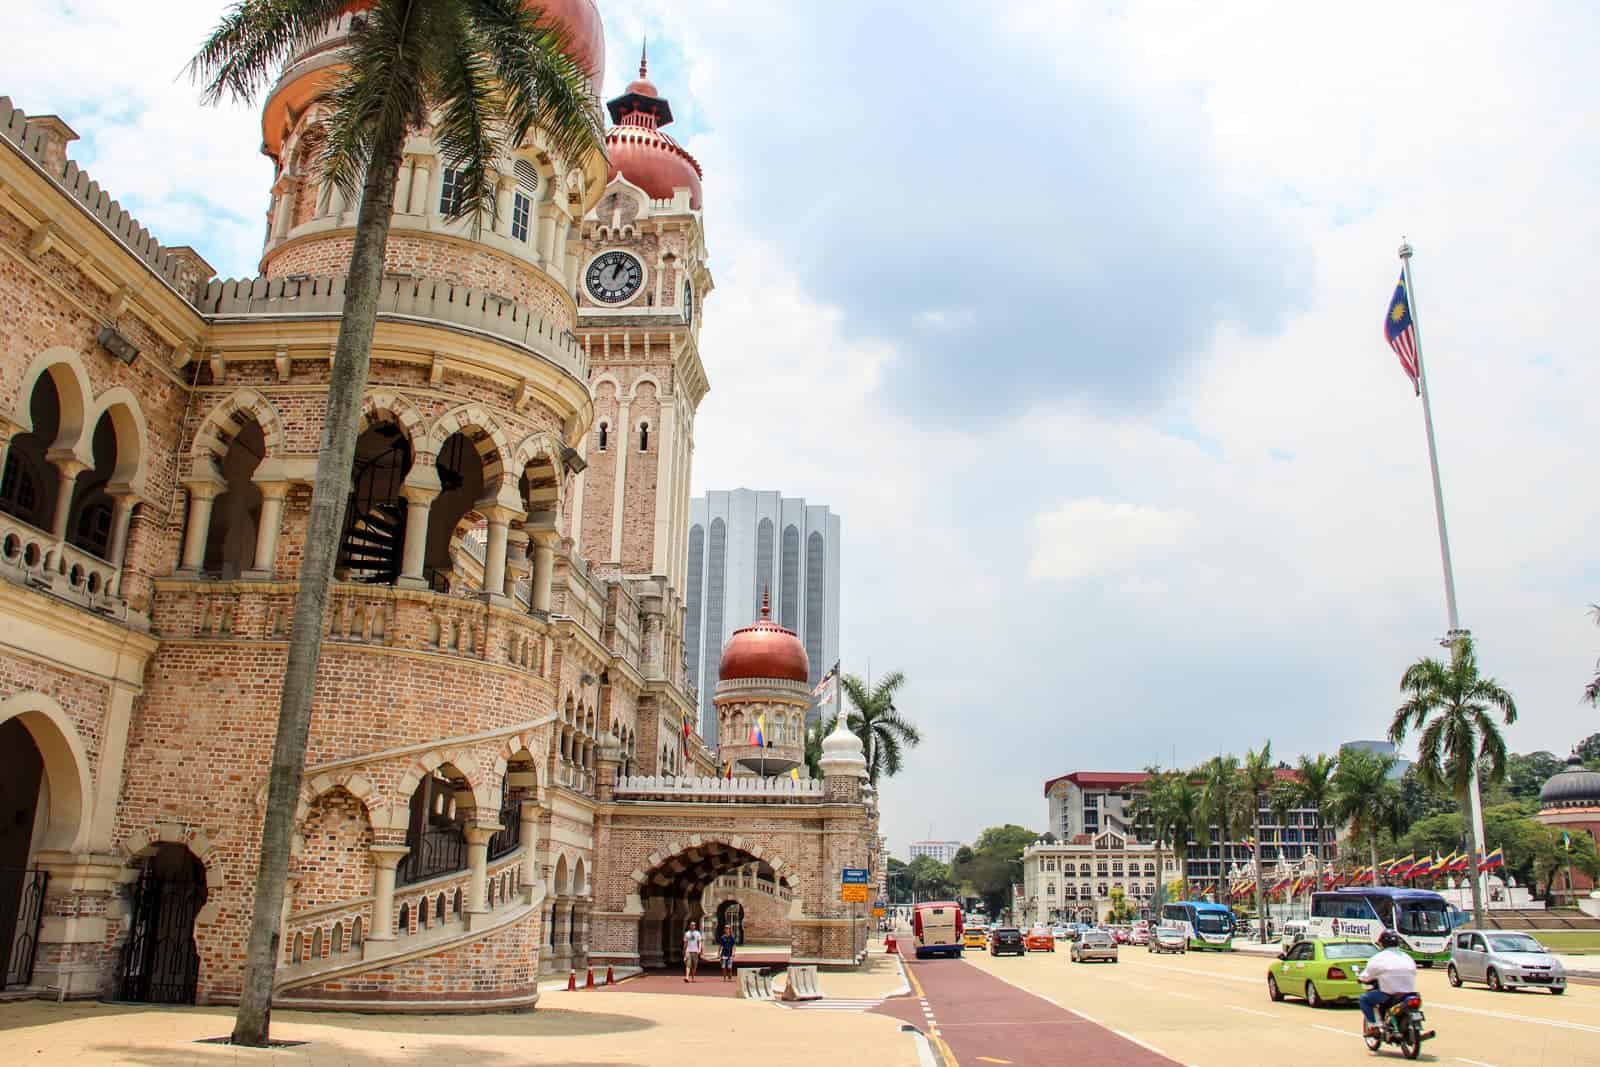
[1252, 810, 1265, 942]
[231, 134, 404, 1047]
[1177, 843, 1188, 902]
[1370, 833, 1381, 889]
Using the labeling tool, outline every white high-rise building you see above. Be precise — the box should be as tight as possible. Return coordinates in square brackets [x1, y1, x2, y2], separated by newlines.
[686, 490, 841, 742]
[908, 840, 963, 864]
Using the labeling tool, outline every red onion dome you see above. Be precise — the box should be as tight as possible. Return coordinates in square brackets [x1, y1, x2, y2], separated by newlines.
[604, 45, 703, 209]
[718, 592, 809, 683]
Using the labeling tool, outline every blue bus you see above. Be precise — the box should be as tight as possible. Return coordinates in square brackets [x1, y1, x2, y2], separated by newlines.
[1307, 887, 1453, 964]
[1160, 900, 1234, 951]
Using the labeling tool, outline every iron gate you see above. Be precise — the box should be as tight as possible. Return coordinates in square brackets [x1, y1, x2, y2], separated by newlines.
[117, 863, 202, 1004]
[1, 867, 48, 988]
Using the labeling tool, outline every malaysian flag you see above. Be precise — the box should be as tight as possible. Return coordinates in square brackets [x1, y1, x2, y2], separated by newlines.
[1384, 273, 1421, 394]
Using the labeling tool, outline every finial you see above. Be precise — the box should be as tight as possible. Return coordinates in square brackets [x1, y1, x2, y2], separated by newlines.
[640, 38, 648, 79]
[1398, 237, 1413, 260]
[761, 586, 771, 619]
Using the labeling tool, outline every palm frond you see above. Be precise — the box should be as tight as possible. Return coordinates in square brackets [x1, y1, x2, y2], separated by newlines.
[464, 0, 605, 166]
[190, 0, 353, 104]
[429, 8, 504, 230]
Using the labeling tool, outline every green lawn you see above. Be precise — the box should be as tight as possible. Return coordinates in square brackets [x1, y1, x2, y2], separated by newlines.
[1525, 930, 1600, 954]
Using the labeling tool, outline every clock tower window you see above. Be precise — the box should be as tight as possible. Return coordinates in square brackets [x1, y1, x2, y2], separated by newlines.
[638, 422, 649, 452]
[597, 422, 609, 452]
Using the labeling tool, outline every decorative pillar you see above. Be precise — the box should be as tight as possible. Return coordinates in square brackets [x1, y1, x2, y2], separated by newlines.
[530, 533, 555, 613]
[178, 473, 225, 572]
[608, 399, 631, 562]
[552, 216, 572, 288]
[47, 455, 88, 546]
[104, 488, 137, 594]
[536, 205, 558, 267]
[367, 845, 411, 943]
[394, 156, 415, 216]
[478, 504, 517, 600]
[504, 526, 529, 599]
[518, 800, 541, 889]
[494, 175, 514, 237]
[246, 479, 290, 579]
[551, 898, 574, 970]
[408, 157, 433, 215]
[464, 822, 499, 915]
[573, 899, 591, 963]
[396, 461, 440, 588]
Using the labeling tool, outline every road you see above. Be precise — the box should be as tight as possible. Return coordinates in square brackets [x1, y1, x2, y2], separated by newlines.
[895, 941, 1600, 1067]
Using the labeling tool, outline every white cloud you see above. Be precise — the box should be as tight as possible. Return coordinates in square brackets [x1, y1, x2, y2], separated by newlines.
[1028, 499, 1193, 581]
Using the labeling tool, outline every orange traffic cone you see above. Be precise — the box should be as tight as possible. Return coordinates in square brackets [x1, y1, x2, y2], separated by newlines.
[884, 935, 897, 954]
[585, 966, 595, 989]
[605, 965, 615, 986]
[566, 968, 577, 991]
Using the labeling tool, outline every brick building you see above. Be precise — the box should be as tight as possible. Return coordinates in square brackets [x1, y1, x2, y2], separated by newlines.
[0, 1, 873, 1011]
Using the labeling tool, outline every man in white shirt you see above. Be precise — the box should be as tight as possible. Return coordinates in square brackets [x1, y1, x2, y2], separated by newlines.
[683, 923, 704, 983]
[1359, 930, 1418, 1037]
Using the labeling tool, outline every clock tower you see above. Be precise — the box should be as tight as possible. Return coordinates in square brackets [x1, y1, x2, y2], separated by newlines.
[571, 49, 711, 726]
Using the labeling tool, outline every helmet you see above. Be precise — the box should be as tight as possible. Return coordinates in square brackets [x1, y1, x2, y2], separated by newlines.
[1377, 929, 1402, 948]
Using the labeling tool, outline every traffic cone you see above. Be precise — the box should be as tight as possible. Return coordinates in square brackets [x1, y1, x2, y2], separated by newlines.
[884, 935, 897, 955]
[605, 965, 615, 986]
[585, 966, 595, 989]
[566, 968, 576, 991]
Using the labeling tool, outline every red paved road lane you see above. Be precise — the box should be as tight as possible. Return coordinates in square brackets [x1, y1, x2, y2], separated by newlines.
[877, 952, 1177, 1067]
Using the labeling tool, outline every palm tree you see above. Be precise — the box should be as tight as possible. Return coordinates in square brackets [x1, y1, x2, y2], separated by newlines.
[1289, 753, 1339, 895]
[1330, 748, 1405, 891]
[1241, 743, 1275, 940]
[190, 1, 603, 1045]
[1390, 635, 1518, 929]
[803, 715, 834, 780]
[1146, 770, 1204, 902]
[1201, 755, 1250, 903]
[839, 671, 921, 786]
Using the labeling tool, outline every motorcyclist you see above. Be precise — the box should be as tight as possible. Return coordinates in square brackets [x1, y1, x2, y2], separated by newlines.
[1359, 929, 1417, 1039]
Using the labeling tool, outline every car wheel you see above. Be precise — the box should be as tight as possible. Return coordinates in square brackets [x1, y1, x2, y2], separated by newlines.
[1487, 968, 1504, 992]
[1447, 963, 1462, 987]
[1552, 986, 1566, 995]
[1268, 974, 1284, 1002]
[1305, 980, 1322, 1008]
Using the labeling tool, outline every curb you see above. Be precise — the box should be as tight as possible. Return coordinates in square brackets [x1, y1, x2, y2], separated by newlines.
[901, 1024, 939, 1067]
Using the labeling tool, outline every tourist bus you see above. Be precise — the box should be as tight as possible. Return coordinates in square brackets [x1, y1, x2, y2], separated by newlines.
[1306, 887, 1453, 964]
[911, 900, 965, 959]
[1160, 901, 1235, 951]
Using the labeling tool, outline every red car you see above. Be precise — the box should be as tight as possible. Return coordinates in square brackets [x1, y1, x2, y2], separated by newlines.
[1023, 928, 1055, 952]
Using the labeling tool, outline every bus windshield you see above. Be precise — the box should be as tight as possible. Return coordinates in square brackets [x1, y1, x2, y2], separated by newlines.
[1395, 900, 1450, 936]
[1195, 912, 1231, 934]
[1312, 895, 1378, 921]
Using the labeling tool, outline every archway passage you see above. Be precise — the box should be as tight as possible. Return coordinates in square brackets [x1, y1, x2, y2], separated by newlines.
[0, 718, 45, 988]
[636, 841, 792, 970]
[715, 898, 744, 946]
[116, 844, 206, 1004]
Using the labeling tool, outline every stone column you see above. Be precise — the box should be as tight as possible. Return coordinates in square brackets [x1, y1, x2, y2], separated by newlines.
[479, 504, 516, 600]
[246, 479, 290, 579]
[367, 844, 411, 944]
[396, 461, 440, 588]
[518, 800, 541, 889]
[573, 899, 591, 964]
[504, 527, 529, 599]
[104, 488, 137, 594]
[551, 898, 574, 971]
[408, 157, 433, 216]
[394, 157, 415, 216]
[552, 216, 572, 288]
[494, 175, 514, 237]
[608, 400, 631, 562]
[178, 474, 225, 572]
[536, 205, 558, 266]
[271, 179, 296, 239]
[530, 533, 555, 613]
[47, 455, 88, 547]
[464, 823, 500, 916]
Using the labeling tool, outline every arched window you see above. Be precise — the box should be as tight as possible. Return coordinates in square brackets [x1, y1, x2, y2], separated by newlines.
[638, 422, 649, 452]
[597, 422, 608, 451]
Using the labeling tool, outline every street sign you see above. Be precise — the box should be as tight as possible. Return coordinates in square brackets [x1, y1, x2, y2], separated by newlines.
[841, 883, 869, 903]
[841, 867, 870, 903]
[872, 906, 886, 918]
[842, 868, 869, 884]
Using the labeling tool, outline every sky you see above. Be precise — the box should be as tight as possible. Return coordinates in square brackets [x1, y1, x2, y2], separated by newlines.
[12, 2, 1599, 858]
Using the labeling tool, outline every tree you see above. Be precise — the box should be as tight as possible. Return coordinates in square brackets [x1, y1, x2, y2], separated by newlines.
[1202, 755, 1251, 901]
[905, 856, 955, 901]
[887, 857, 911, 904]
[1331, 748, 1406, 888]
[1577, 732, 1600, 767]
[1390, 635, 1518, 929]
[1287, 753, 1338, 894]
[1504, 751, 1565, 802]
[839, 671, 921, 786]
[1145, 769, 1204, 901]
[190, 2, 603, 1045]
[952, 825, 1037, 919]
[804, 715, 833, 780]
[1240, 744, 1275, 941]
[1585, 604, 1600, 707]
[1107, 886, 1135, 923]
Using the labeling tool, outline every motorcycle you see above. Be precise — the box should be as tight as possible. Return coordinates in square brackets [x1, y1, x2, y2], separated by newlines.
[1359, 980, 1436, 1060]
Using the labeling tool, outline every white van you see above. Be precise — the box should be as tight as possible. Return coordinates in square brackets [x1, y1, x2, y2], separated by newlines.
[1280, 920, 1309, 945]
[912, 901, 965, 959]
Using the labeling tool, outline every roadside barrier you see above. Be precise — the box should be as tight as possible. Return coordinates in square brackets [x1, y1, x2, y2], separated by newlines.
[780, 964, 824, 1002]
[737, 967, 776, 1000]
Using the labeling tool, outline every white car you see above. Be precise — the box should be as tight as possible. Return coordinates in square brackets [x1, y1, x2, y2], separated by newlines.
[1051, 925, 1070, 940]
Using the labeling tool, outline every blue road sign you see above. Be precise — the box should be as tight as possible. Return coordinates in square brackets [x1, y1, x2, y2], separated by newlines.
[842, 868, 869, 884]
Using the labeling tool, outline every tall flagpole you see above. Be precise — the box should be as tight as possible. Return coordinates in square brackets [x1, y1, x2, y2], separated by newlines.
[1399, 238, 1487, 924]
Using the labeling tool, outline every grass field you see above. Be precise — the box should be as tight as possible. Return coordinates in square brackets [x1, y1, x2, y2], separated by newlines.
[1524, 930, 1600, 954]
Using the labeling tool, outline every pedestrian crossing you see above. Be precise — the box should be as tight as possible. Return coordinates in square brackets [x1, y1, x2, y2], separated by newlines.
[780, 997, 886, 1012]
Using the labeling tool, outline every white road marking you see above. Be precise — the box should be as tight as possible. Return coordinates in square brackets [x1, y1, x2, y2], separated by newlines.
[1310, 1023, 1354, 1038]
[1430, 1001, 1600, 1034]
[1456, 1059, 1499, 1067]
[1224, 1004, 1275, 1018]
[1113, 1028, 1173, 1058]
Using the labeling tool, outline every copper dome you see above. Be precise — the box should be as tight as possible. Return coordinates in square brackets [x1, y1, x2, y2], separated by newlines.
[718, 593, 809, 684]
[538, 0, 606, 85]
[603, 47, 703, 209]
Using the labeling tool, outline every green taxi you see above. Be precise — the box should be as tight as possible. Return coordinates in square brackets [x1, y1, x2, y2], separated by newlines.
[1266, 938, 1378, 1007]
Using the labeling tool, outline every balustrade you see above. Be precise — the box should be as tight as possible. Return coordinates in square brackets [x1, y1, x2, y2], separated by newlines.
[613, 774, 824, 802]
[283, 901, 371, 966]
[0, 511, 129, 621]
[397, 825, 466, 887]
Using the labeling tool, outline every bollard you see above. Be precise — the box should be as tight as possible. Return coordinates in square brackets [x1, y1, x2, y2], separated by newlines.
[567, 968, 577, 991]
[585, 966, 595, 989]
[605, 965, 615, 986]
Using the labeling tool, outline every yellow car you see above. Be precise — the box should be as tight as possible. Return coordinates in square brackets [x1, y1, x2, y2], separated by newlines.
[963, 927, 988, 950]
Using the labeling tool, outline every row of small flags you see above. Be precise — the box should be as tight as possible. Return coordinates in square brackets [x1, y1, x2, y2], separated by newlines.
[1227, 848, 1506, 900]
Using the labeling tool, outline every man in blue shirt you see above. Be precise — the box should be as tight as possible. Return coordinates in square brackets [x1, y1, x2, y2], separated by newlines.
[718, 924, 737, 981]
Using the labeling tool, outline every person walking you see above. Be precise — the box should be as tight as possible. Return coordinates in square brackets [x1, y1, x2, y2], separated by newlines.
[683, 923, 703, 983]
[718, 924, 737, 981]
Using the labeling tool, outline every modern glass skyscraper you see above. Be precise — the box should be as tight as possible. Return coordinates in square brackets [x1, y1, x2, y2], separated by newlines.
[686, 490, 841, 742]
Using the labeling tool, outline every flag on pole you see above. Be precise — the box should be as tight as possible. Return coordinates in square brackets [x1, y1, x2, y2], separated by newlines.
[811, 662, 839, 707]
[723, 758, 734, 780]
[680, 711, 691, 759]
[1481, 847, 1505, 870]
[789, 767, 801, 782]
[1384, 273, 1421, 394]
[748, 713, 766, 748]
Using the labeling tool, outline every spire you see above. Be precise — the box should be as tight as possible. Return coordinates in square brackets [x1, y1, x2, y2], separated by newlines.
[761, 586, 771, 620]
[640, 38, 648, 80]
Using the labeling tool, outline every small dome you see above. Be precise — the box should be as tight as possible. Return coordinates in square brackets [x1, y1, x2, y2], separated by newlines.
[603, 45, 703, 209]
[1540, 753, 1600, 809]
[718, 592, 808, 683]
[819, 714, 868, 780]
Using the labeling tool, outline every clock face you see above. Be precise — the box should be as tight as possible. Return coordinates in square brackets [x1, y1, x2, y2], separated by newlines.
[683, 279, 694, 325]
[585, 250, 643, 304]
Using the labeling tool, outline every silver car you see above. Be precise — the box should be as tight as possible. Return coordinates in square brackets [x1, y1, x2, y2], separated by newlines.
[1072, 929, 1119, 963]
[1448, 929, 1566, 994]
